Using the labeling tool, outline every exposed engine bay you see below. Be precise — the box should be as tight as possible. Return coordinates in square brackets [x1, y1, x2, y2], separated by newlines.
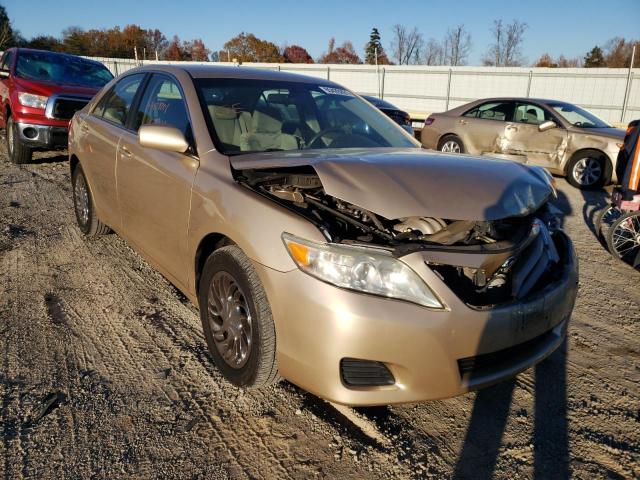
[236, 166, 567, 308]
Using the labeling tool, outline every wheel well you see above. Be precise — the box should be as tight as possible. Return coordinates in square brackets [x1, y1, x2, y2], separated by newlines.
[194, 233, 236, 293]
[567, 148, 612, 182]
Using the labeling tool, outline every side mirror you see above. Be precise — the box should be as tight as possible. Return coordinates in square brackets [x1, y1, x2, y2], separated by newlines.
[0, 69, 9, 79]
[138, 124, 189, 153]
[538, 120, 557, 132]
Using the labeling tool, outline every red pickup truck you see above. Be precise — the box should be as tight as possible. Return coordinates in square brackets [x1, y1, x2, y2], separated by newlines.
[0, 48, 113, 164]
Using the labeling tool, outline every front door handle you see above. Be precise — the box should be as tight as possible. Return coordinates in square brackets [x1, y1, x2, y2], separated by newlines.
[120, 145, 132, 157]
[459, 119, 468, 125]
[506, 124, 518, 131]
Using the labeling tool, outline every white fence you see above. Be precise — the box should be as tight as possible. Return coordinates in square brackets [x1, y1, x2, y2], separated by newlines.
[88, 56, 640, 125]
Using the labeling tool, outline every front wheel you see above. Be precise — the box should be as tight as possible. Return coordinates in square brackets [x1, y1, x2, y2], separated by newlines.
[595, 205, 622, 244]
[438, 135, 465, 154]
[606, 211, 640, 269]
[199, 245, 279, 388]
[6, 116, 32, 164]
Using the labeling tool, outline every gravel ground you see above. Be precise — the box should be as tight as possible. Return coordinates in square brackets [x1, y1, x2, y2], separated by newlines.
[1, 147, 638, 480]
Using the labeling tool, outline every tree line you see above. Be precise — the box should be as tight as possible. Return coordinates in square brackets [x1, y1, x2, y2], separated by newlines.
[1, 5, 637, 67]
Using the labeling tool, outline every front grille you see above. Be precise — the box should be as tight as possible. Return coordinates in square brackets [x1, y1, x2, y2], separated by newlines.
[51, 97, 90, 120]
[340, 358, 395, 387]
[457, 327, 557, 381]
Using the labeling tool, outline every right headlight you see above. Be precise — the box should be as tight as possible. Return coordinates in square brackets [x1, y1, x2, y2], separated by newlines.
[282, 233, 444, 309]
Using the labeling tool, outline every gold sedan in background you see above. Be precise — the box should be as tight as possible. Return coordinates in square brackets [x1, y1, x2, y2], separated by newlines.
[421, 97, 625, 189]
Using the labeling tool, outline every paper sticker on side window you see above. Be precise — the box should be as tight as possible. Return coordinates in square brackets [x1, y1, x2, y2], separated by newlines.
[318, 86, 354, 97]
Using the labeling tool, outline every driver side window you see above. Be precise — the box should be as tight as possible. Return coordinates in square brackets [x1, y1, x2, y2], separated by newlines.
[132, 74, 192, 142]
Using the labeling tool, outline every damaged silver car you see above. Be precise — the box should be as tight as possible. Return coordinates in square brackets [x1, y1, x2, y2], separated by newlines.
[69, 66, 578, 405]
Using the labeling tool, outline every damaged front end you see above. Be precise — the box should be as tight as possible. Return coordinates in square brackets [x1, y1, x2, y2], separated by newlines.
[236, 162, 568, 309]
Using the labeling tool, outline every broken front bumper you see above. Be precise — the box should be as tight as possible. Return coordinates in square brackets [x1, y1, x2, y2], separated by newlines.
[254, 231, 578, 406]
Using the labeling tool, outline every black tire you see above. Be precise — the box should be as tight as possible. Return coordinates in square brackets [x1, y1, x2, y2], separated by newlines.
[566, 151, 608, 190]
[595, 205, 622, 245]
[437, 134, 465, 154]
[71, 164, 110, 236]
[6, 116, 32, 164]
[199, 245, 279, 388]
[605, 211, 640, 269]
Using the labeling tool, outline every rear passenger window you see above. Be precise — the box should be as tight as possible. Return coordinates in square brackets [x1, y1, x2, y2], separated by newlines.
[464, 102, 513, 121]
[132, 74, 191, 139]
[97, 74, 144, 126]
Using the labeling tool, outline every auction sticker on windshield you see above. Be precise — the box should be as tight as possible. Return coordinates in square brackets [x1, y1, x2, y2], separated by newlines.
[318, 86, 354, 97]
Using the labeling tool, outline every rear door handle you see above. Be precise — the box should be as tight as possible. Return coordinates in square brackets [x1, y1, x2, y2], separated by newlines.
[459, 119, 468, 125]
[506, 124, 518, 131]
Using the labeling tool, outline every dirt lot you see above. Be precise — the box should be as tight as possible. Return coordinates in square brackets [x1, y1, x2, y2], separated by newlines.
[1, 147, 638, 480]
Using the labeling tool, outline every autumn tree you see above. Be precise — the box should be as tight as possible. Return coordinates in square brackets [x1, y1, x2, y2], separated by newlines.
[282, 45, 313, 63]
[164, 36, 187, 60]
[187, 39, 211, 61]
[483, 19, 527, 66]
[535, 53, 556, 67]
[364, 28, 389, 65]
[583, 46, 606, 67]
[318, 38, 361, 64]
[604, 37, 639, 67]
[220, 32, 283, 63]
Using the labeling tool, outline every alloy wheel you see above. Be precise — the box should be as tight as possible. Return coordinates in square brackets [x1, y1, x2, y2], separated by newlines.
[207, 271, 253, 369]
[572, 157, 602, 186]
[73, 172, 90, 226]
[440, 140, 461, 153]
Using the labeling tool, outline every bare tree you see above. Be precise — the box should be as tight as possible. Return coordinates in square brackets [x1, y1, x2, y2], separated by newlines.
[483, 19, 528, 66]
[390, 25, 423, 65]
[443, 25, 472, 66]
[423, 38, 444, 65]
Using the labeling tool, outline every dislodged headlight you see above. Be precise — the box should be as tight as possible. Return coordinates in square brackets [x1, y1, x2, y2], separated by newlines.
[282, 233, 444, 309]
[18, 92, 48, 109]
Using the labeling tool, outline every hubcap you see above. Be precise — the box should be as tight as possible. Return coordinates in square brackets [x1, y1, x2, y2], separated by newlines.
[611, 213, 640, 265]
[441, 140, 461, 153]
[74, 173, 90, 226]
[207, 271, 252, 369]
[572, 157, 602, 186]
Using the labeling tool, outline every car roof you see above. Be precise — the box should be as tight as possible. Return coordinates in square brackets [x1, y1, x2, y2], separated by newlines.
[14, 48, 106, 67]
[132, 64, 338, 85]
[466, 97, 567, 106]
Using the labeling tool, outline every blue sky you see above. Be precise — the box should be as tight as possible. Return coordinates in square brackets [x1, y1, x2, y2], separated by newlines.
[5, 0, 639, 64]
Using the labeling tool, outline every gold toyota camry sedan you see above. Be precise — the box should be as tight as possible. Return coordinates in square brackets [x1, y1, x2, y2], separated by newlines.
[421, 97, 625, 190]
[68, 65, 578, 406]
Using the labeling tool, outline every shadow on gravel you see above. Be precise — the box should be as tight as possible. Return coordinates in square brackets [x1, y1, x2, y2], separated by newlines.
[579, 187, 610, 241]
[26, 153, 68, 165]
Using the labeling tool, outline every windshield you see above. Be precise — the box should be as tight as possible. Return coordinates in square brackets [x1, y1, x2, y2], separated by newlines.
[194, 78, 418, 155]
[549, 102, 611, 128]
[16, 50, 113, 88]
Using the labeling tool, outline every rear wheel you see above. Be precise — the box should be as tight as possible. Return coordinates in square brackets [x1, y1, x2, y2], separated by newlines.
[199, 245, 279, 388]
[438, 135, 465, 154]
[72, 165, 110, 236]
[606, 211, 640, 269]
[566, 152, 607, 190]
[6, 116, 32, 164]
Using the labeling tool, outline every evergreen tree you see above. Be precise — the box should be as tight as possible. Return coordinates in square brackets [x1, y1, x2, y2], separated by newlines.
[364, 28, 389, 65]
[584, 46, 606, 67]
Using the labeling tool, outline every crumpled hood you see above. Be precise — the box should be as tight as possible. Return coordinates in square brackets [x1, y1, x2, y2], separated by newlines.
[231, 148, 554, 221]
